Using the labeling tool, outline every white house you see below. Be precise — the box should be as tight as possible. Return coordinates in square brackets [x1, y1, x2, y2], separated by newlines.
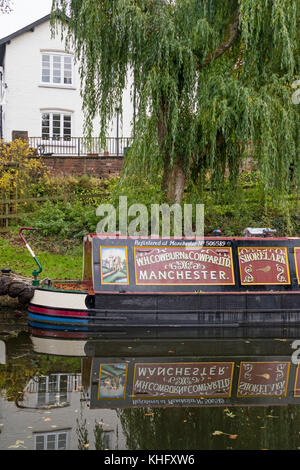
[0, 14, 133, 155]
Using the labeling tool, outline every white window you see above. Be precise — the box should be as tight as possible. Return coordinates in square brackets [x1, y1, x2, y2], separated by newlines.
[41, 112, 72, 141]
[34, 430, 70, 450]
[41, 53, 73, 86]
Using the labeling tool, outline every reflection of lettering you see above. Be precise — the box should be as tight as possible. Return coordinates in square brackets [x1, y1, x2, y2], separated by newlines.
[275, 364, 287, 381]
[243, 363, 253, 380]
[238, 362, 289, 397]
[238, 380, 286, 396]
[137, 365, 226, 377]
[291, 340, 300, 365]
[134, 363, 233, 397]
[134, 378, 231, 396]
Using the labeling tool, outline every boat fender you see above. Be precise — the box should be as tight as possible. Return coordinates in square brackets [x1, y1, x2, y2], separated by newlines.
[85, 294, 95, 309]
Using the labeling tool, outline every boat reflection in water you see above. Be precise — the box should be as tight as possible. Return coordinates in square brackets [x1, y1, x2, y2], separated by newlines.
[29, 323, 300, 409]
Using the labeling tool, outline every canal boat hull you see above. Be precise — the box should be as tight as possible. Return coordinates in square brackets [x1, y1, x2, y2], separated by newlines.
[28, 288, 300, 329]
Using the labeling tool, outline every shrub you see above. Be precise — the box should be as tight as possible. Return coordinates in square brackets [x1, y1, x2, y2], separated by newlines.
[0, 139, 47, 197]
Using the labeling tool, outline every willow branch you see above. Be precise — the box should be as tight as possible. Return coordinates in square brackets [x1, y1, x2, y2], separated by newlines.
[200, 9, 240, 68]
[190, 134, 225, 167]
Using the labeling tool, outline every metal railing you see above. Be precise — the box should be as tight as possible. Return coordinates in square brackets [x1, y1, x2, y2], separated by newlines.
[28, 136, 132, 157]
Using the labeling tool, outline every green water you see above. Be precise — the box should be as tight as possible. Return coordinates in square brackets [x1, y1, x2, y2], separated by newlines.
[1, 311, 300, 451]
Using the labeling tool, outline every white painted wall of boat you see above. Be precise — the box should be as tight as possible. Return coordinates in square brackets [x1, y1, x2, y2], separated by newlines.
[31, 289, 88, 310]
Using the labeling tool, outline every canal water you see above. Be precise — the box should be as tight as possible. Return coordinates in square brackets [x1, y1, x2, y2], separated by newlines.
[1, 308, 300, 451]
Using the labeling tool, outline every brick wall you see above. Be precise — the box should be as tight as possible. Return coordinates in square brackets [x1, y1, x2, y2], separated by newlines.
[37, 155, 124, 178]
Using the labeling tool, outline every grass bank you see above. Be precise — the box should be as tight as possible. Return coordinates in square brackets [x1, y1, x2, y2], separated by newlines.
[1, 171, 299, 281]
[0, 232, 82, 280]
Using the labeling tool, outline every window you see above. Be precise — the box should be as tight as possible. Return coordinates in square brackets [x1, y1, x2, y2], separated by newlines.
[41, 53, 73, 86]
[34, 431, 70, 450]
[41, 112, 72, 141]
[37, 374, 70, 406]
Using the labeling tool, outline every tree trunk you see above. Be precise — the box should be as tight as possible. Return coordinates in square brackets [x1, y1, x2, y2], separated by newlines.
[165, 160, 186, 204]
[157, 98, 186, 204]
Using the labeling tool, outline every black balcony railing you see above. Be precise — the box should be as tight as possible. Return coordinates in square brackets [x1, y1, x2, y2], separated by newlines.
[28, 136, 132, 157]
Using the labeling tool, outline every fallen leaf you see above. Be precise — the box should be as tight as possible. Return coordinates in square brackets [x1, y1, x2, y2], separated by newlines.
[224, 409, 235, 418]
[212, 430, 238, 439]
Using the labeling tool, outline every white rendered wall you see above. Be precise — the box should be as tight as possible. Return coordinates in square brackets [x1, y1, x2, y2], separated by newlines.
[2, 20, 133, 141]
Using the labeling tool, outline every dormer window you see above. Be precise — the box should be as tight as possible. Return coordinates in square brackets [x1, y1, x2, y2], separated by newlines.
[41, 52, 73, 87]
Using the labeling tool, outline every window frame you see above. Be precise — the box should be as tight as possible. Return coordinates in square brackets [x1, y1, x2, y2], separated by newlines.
[34, 429, 71, 451]
[41, 110, 73, 142]
[41, 52, 74, 88]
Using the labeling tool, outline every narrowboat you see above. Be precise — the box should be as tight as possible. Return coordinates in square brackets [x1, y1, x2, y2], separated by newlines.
[27, 229, 300, 329]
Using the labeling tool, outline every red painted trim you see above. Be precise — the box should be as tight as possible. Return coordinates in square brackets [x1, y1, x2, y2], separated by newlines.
[29, 305, 88, 318]
[29, 327, 88, 339]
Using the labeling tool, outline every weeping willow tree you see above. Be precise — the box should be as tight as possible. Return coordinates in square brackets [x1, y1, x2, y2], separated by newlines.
[52, 0, 300, 203]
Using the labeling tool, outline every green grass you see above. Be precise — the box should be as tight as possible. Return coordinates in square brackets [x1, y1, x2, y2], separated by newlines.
[0, 235, 83, 280]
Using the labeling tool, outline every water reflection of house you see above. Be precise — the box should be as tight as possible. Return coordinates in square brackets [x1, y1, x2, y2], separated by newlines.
[0, 359, 125, 450]
[24, 373, 81, 409]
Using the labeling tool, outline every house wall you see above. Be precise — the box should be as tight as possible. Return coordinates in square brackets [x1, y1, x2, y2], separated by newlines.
[2, 20, 133, 142]
[0, 384, 127, 450]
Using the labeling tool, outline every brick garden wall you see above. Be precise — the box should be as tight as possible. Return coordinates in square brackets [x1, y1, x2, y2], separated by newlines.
[38, 155, 124, 178]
